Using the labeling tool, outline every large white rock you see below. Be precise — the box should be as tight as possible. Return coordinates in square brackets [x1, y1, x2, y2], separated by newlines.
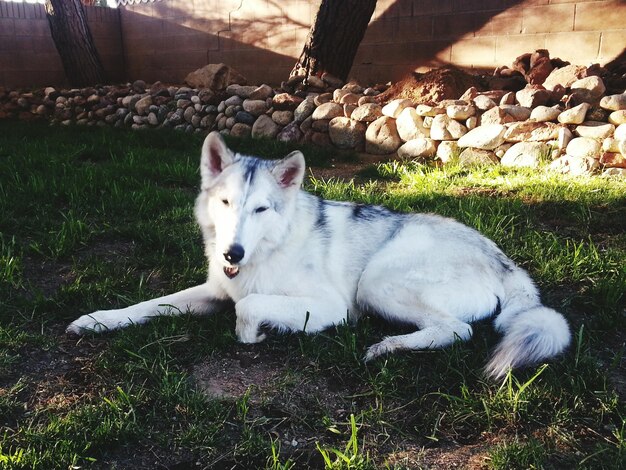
[501, 142, 550, 168]
[615, 124, 626, 141]
[382, 99, 413, 118]
[436, 141, 459, 163]
[503, 121, 560, 142]
[351, 103, 383, 122]
[328, 117, 366, 149]
[600, 93, 626, 111]
[397, 138, 437, 159]
[530, 105, 561, 122]
[365, 116, 403, 154]
[430, 114, 468, 140]
[549, 155, 599, 176]
[608, 110, 626, 125]
[396, 107, 428, 141]
[446, 104, 475, 120]
[558, 102, 590, 125]
[312, 102, 343, 120]
[566, 137, 602, 159]
[457, 124, 506, 149]
[574, 121, 615, 139]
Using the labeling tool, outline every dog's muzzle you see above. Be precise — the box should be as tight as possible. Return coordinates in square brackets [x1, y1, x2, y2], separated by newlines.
[223, 244, 244, 278]
[224, 266, 240, 278]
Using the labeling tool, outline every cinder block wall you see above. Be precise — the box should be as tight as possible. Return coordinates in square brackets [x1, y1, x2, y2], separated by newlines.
[353, 0, 626, 83]
[0, 0, 624, 88]
[0, 2, 123, 89]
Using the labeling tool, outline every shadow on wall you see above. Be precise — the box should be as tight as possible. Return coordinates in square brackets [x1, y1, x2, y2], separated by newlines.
[119, 0, 534, 86]
[119, 0, 311, 85]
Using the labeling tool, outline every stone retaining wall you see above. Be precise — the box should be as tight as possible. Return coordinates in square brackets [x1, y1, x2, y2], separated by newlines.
[2, 60, 624, 177]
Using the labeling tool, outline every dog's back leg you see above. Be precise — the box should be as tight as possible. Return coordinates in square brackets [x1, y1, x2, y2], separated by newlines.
[67, 283, 230, 334]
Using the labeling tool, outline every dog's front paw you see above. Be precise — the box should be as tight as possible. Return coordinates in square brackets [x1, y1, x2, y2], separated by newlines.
[66, 310, 126, 335]
[363, 337, 398, 362]
[235, 299, 267, 344]
[235, 314, 267, 343]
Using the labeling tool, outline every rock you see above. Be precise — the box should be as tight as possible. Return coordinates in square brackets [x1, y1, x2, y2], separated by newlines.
[458, 148, 498, 166]
[396, 107, 428, 141]
[147, 112, 159, 126]
[314, 93, 333, 107]
[558, 127, 574, 151]
[473, 95, 497, 111]
[615, 124, 626, 141]
[558, 102, 590, 125]
[276, 121, 303, 143]
[293, 97, 316, 122]
[339, 93, 360, 105]
[272, 110, 293, 126]
[602, 138, 622, 153]
[328, 117, 366, 149]
[358, 96, 378, 106]
[397, 138, 437, 159]
[501, 142, 549, 168]
[600, 93, 626, 111]
[251, 114, 280, 138]
[608, 110, 626, 125]
[495, 143, 513, 159]
[382, 99, 413, 118]
[446, 104, 475, 120]
[226, 84, 258, 98]
[574, 121, 615, 139]
[457, 124, 506, 149]
[600, 152, 626, 168]
[503, 121, 560, 142]
[343, 104, 357, 119]
[183, 106, 195, 123]
[299, 116, 313, 133]
[312, 102, 343, 120]
[224, 95, 244, 107]
[515, 85, 550, 108]
[566, 137, 601, 158]
[415, 104, 445, 117]
[185, 63, 246, 90]
[500, 105, 531, 121]
[602, 167, 626, 177]
[530, 105, 561, 122]
[230, 123, 252, 138]
[480, 106, 517, 125]
[466, 116, 478, 130]
[322, 72, 344, 89]
[333, 89, 351, 103]
[436, 141, 459, 163]
[243, 99, 267, 117]
[306, 75, 325, 89]
[500, 92, 516, 105]
[543, 64, 587, 91]
[235, 111, 255, 125]
[132, 80, 146, 93]
[571, 76, 605, 100]
[365, 116, 403, 154]
[430, 114, 468, 140]
[246, 84, 274, 100]
[311, 119, 330, 132]
[273, 93, 304, 111]
[310, 131, 331, 147]
[351, 103, 383, 123]
[549, 155, 599, 175]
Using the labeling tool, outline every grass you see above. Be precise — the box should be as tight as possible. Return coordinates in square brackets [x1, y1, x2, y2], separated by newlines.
[0, 119, 625, 469]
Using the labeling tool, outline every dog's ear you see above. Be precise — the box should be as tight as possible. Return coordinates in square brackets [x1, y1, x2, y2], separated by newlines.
[201, 132, 233, 186]
[272, 151, 305, 189]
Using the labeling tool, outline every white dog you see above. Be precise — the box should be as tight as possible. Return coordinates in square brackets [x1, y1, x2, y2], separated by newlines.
[68, 132, 571, 378]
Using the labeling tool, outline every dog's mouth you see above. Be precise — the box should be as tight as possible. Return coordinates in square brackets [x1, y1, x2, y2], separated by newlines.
[223, 266, 240, 279]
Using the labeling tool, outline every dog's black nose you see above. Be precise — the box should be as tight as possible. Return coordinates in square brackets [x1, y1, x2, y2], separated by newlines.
[224, 244, 245, 264]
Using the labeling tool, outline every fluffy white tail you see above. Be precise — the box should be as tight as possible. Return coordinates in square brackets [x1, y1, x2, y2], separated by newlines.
[485, 269, 571, 379]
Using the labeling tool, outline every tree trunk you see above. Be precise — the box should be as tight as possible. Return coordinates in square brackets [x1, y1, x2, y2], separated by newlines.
[291, 0, 377, 82]
[45, 0, 106, 87]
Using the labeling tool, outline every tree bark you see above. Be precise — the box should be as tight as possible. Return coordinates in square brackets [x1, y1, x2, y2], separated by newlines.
[45, 0, 107, 87]
[291, 0, 377, 82]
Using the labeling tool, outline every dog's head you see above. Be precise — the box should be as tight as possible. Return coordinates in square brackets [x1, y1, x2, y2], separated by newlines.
[195, 132, 305, 278]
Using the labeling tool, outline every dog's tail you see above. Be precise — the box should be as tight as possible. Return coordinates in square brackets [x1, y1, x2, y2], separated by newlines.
[484, 267, 571, 379]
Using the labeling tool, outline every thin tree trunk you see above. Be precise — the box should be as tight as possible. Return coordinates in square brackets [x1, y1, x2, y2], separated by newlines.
[45, 0, 106, 87]
[291, 0, 377, 82]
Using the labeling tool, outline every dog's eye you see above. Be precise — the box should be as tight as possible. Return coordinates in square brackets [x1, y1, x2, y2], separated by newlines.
[255, 206, 268, 213]
[221, 199, 229, 206]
